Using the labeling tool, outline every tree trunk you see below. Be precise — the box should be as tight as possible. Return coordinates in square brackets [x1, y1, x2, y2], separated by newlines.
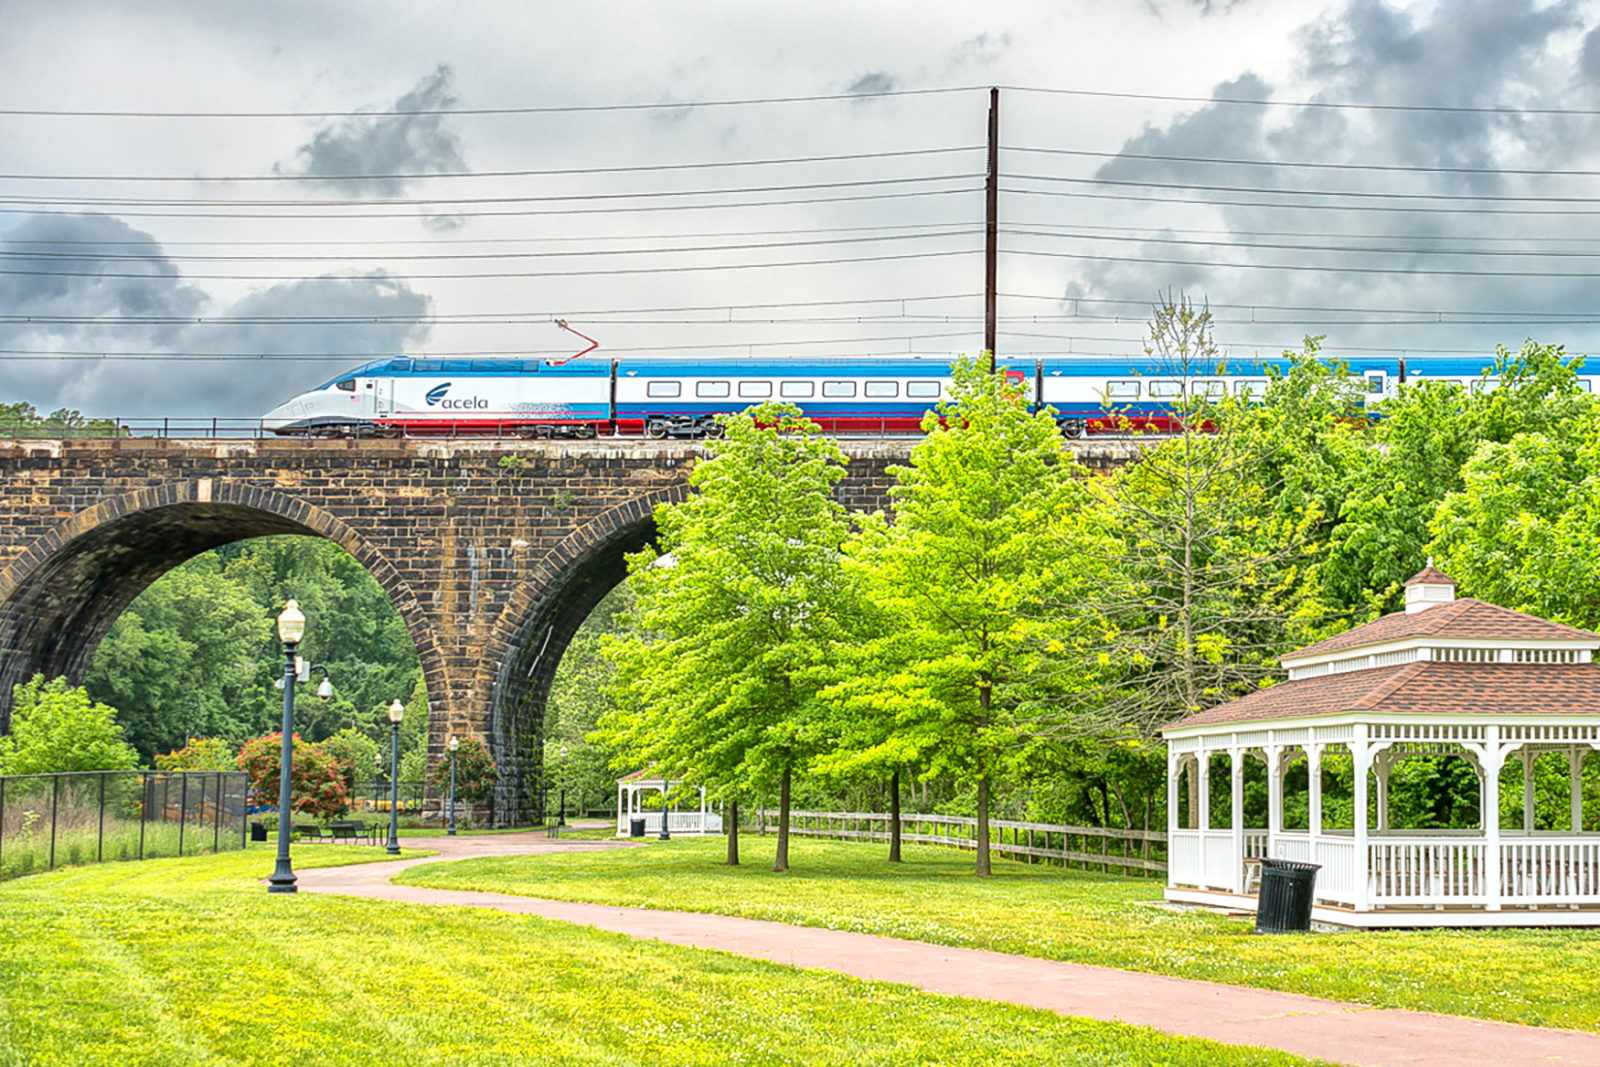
[774, 760, 792, 873]
[888, 769, 902, 863]
[725, 798, 739, 866]
[975, 774, 992, 876]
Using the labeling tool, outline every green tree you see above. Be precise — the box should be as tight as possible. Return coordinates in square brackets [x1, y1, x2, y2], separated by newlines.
[235, 733, 349, 817]
[599, 402, 855, 871]
[320, 727, 380, 791]
[428, 736, 497, 804]
[0, 676, 138, 774]
[834, 357, 1104, 875]
[546, 583, 633, 816]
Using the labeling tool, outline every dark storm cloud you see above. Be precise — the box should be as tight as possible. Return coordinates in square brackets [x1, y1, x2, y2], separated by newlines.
[1061, 0, 1600, 360]
[276, 64, 467, 197]
[0, 214, 430, 418]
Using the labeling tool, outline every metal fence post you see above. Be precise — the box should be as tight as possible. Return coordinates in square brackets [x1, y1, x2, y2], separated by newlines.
[213, 772, 222, 854]
[49, 773, 59, 870]
[138, 772, 148, 861]
[0, 776, 6, 874]
[178, 774, 188, 856]
[98, 772, 106, 863]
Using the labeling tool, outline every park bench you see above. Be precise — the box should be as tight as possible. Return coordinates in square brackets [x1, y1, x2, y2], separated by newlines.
[328, 820, 374, 845]
[293, 823, 327, 842]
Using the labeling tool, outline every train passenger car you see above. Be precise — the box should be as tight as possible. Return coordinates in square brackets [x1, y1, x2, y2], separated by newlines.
[612, 356, 972, 437]
[261, 357, 613, 437]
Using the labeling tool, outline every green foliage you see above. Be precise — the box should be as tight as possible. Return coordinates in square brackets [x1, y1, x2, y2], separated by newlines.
[320, 727, 379, 791]
[599, 402, 856, 867]
[0, 401, 123, 438]
[824, 357, 1106, 874]
[152, 737, 236, 772]
[545, 582, 631, 812]
[235, 733, 349, 817]
[428, 736, 498, 802]
[0, 676, 137, 775]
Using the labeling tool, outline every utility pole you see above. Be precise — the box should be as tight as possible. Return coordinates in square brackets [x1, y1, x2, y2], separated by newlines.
[984, 86, 999, 373]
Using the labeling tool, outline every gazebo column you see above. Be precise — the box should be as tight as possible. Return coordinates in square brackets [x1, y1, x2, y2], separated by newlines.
[1521, 750, 1536, 831]
[1483, 727, 1507, 912]
[1198, 748, 1212, 834]
[1230, 747, 1246, 893]
[1165, 750, 1180, 841]
[1307, 743, 1324, 851]
[1353, 727, 1372, 910]
[1570, 748, 1585, 832]
[1266, 744, 1284, 848]
[1374, 755, 1391, 833]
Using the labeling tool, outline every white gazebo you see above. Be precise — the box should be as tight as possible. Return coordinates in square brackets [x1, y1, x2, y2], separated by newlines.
[615, 769, 723, 837]
[1164, 565, 1600, 927]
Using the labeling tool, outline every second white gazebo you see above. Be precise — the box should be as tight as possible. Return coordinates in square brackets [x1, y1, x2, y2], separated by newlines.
[1164, 565, 1600, 927]
[614, 769, 723, 837]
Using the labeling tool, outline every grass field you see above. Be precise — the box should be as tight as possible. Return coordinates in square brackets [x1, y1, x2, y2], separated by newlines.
[0, 843, 1320, 1066]
[397, 834, 1600, 1032]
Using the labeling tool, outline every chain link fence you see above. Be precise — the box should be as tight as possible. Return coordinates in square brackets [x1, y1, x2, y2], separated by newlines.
[0, 770, 249, 880]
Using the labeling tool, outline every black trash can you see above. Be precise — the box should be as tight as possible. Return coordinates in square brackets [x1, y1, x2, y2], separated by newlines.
[629, 817, 646, 838]
[250, 821, 268, 842]
[1255, 858, 1320, 933]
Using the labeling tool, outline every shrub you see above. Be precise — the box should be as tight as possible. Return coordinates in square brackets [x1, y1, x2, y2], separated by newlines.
[428, 736, 498, 803]
[236, 734, 349, 818]
[0, 676, 137, 775]
[153, 737, 236, 772]
[320, 728, 379, 791]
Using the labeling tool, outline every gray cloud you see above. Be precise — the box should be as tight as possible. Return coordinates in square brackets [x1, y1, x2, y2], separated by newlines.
[845, 71, 897, 97]
[1060, 0, 1600, 362]
[949, 32, 1012, 68]
[0, 214, 430, 419]
[276, 64, 467, 197]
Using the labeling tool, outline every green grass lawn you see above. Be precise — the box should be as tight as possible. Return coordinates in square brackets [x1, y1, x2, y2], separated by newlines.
[0, 843, 1319, 1067]
[397, 833, 1600, 1032]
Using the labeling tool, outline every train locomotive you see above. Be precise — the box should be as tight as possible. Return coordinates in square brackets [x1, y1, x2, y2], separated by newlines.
[261, 352, 1586, 439]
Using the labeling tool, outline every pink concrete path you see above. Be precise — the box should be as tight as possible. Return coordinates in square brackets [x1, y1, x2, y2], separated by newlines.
[295, 831, 1600, 1066]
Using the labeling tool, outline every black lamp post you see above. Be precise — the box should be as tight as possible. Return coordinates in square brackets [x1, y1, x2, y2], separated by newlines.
[446, 735, 459, 836]
[558, 744, 568, 827]
[267, 599, 305, 894]
[658, 777, 671, 841]
[385, 697, 404, 856]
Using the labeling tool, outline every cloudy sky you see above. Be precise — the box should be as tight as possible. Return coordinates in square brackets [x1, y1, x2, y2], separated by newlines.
[3, 0, 1600, 420]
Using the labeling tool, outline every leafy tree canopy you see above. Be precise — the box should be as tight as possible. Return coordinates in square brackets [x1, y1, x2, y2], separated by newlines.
[0, 676, 138, 775]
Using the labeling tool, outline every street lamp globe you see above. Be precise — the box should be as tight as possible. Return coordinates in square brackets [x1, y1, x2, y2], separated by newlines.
[316, 676, 333, 702]
[448, 735, 460, 753]
[388, 698, 405, 724]
[276, 599, 306, 646]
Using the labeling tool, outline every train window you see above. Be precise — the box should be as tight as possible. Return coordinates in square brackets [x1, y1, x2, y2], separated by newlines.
[1105, 380, 1139, 400]
[335, 379, 356, 392]
[647, 381, 682, 398]
[822, 381, 857, 398]
[780, 381, 814, 398]
[1365, 373, 1386, 394]
[696, 381, 731, 398]
[739, 381, 773, 398]
[388, 359, 412, 373]
[1577, 379, 1594, 393]
[864, 381, 899, 398]
[414, 360, 444, 373]
[906, 381, 941, 399]
[1148, 380, 1182, 399]
[1197, 379, 1226, 399]
[1235, 379, 1268, 397]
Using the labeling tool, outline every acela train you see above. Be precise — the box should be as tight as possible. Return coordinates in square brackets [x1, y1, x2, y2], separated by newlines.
[261, 353, 1589, 439]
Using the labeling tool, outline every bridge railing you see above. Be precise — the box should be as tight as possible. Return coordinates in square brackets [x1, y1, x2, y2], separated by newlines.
[0, 770, 249, 881]
[753, 809, 1166, 877]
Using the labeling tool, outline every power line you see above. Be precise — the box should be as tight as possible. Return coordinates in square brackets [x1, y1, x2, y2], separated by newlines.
[1009, 247, 1600, 278]
[1003, 184, 1600, 216]
[0, 85, 986, 119]
[1000, 227, 1600, 259]
[1006, 171, 1600, 205]
[0, 146, 981, 183]
[0, 227, 981, 265]
[999, 291, 1600, 320]
[0, 171, 978, 209]
[0, 185, 980, 221]
[1008, 144, 1600, 178]
[1003, 84, 1600, 118]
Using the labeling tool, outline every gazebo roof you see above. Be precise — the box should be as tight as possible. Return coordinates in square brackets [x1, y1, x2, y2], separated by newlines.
[1283, 598, 1600, 664]
[1168, 661, 1600, 729]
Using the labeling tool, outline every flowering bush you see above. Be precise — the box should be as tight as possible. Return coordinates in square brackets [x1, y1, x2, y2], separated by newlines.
[236, 733, 349, 818]
[427, 736, 498, 803]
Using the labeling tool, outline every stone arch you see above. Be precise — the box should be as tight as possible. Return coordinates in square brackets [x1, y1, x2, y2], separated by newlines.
[0, 480, 443, 732]
[481, 484, 691, 824]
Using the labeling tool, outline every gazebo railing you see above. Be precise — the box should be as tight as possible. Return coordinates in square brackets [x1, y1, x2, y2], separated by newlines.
[1369, 838, 1488, 904]
[1501, 840, 1600, 904]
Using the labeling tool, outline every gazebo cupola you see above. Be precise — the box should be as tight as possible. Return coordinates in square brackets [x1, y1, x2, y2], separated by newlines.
[1162, 563, 1600, 928]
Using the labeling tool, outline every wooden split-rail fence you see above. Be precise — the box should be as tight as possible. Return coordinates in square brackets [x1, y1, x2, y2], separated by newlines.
[752, 809, 1165, 877]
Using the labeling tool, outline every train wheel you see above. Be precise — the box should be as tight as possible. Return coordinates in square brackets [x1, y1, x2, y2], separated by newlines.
[702, 422, 725, 439]
[576, 424, 597, 439]
[645, 419, 668, 439]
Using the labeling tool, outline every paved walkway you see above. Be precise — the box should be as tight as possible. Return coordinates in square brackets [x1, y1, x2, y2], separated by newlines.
[295, 830, 1600, 1066]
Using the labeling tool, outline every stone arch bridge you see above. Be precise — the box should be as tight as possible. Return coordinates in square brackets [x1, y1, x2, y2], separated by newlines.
[0, 435, 1135, 822]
